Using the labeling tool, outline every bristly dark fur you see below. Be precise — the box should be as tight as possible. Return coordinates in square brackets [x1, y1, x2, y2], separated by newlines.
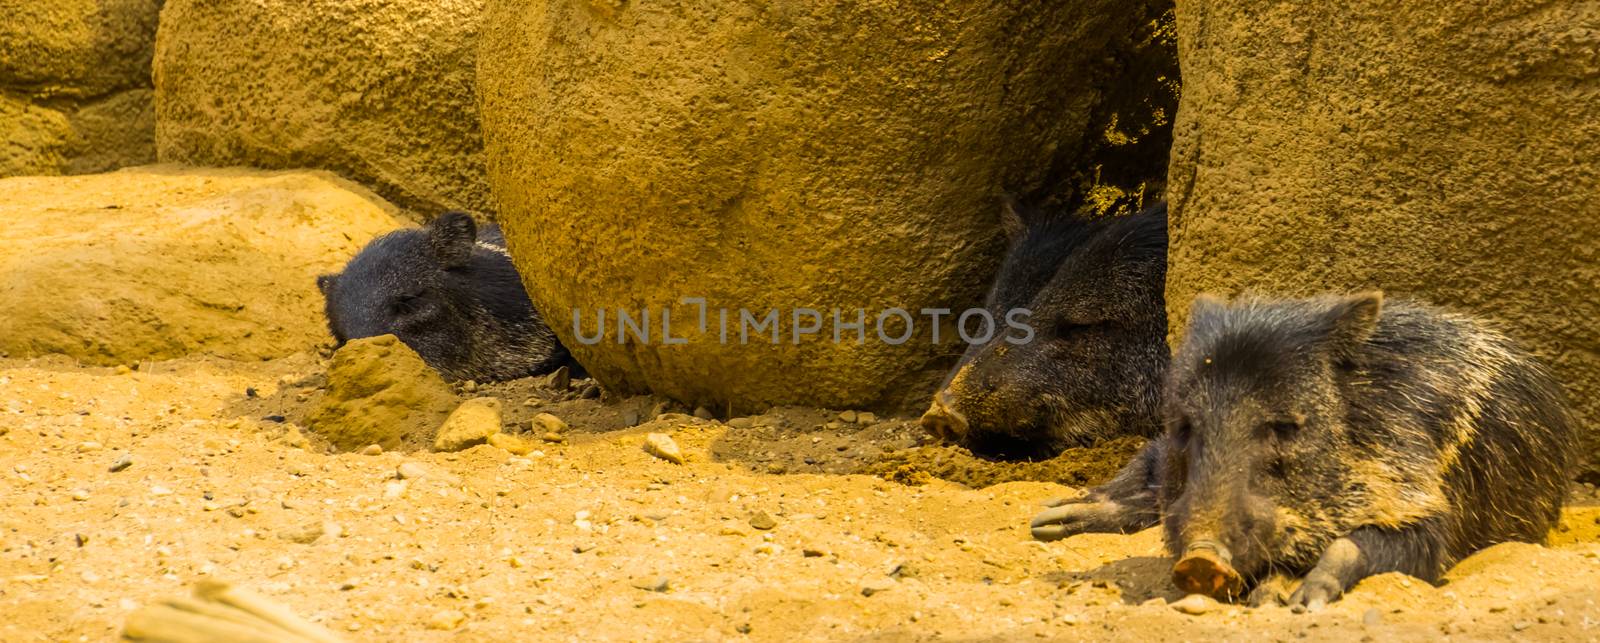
[1034, 292, 1578, 608]
[318, 211, 577, 382]
[921, 200, 1168, 460]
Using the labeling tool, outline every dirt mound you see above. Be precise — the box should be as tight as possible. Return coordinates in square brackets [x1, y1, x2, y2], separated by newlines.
[867, 437, 1146, 489]
[303, 335, 459, 452]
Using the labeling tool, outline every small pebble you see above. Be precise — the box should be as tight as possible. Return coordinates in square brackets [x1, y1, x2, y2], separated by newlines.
[748, 511, 778, 531]
[76, 441, 102, 453]
[488, 432, 535, 456]
[727, 417, 754, 429]
[837, 410, 858, 423]
[108, 454, 132, 473]
[426, 609, 467, 630]
[543, 366, 571, 390]
[434, 397, 503, 452]
[643, 433, 685, 464]
[71, 489, 90, 501]
[540, 432, 566, 443]
[631, 577, 671, 592]
[692, 406, 714, 420]
[1171, 594, 1218, 616]
[532, 413, 568, 434]
[857, 412, 877, 423]
[861, 578, 895, 597]
[359, 444, 383, 456]
[396, 462, 430, 480]
[278, 521, 326, 545]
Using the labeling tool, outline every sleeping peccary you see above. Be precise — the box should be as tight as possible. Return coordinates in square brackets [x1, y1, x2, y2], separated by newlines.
[1031, 292, 1578, 610]
[919, 198, 1168, 460]
[317, 211, 577, 382]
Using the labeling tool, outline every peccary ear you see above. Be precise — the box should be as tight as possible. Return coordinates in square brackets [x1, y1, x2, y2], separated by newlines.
[1322, 291, 1384, 349]
[316, 273, 337, 295]
[999, 194, 1027, 242]
[428, 211, 477, 268]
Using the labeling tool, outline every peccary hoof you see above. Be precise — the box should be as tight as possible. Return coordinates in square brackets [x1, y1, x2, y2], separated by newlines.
[1172, 549, 1243, 600]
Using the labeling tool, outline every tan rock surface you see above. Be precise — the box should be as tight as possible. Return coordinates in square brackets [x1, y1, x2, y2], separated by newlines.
[0, 166, 404, 363]
[154, 0, 491, 216]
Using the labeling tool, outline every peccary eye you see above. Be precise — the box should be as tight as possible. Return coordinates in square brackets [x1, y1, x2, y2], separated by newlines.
[1054, 317, 1097, 337]
[1172, 418, 1194, 446]
[1263, 420, 1300, 440]
[392, 294, 421, 315]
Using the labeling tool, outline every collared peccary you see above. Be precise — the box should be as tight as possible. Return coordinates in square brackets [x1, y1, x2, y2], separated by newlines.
[317, 211, 576, 382]
[918, 198, 1168, 460]
[1033, 292, 1578, 610]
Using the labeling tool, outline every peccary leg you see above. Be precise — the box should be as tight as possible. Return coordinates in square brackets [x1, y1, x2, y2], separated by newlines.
[1289, 523, 1446, 612]
[1030, 438, 1166, 541]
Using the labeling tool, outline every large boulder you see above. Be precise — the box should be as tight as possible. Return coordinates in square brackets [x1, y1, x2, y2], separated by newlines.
[0, 166, 406, 363]
[479, 1, 1176, 412]
[0, 0, 160, 177]
[1165, 2, 1600, 474]
[153, 0, 492, 216]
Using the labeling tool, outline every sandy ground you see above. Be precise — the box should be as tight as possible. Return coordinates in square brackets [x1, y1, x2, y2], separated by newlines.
[2, 352, 1599, 642]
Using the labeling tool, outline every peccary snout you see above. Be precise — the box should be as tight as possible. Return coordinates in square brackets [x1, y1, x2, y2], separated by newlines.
[919, 389, 968, 443]
[1172, 541, 1244, 600]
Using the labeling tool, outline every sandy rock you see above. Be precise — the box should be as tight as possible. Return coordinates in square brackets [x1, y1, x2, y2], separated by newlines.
[487, 432, 534, 456]
[154, 0, 491, 215]
[0, 0, 159, 98]
[748, 511, 778, 531]
[305, 335, 459, 451]
[108, 454, 133, 472]
[277, 521, 326, 545]
[1, 91, 156, 177]
[1166, 0, 1600, 473]
[539, 366, 570, 391]
[643, 433, 685, 465]
[479, 0, 1178, 412]
[532, 413, 568, 435]
[0, 0, 160, 177]
[426, 609, 467, 631]
[395, 462, 430, 481]
[433, 397, 503, 452]
[0, 167, 404, 363]
[1170, 594, 1218, 615]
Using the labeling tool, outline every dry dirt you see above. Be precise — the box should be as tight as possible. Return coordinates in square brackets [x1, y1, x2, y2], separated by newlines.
[2, 352, 1598, 642]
